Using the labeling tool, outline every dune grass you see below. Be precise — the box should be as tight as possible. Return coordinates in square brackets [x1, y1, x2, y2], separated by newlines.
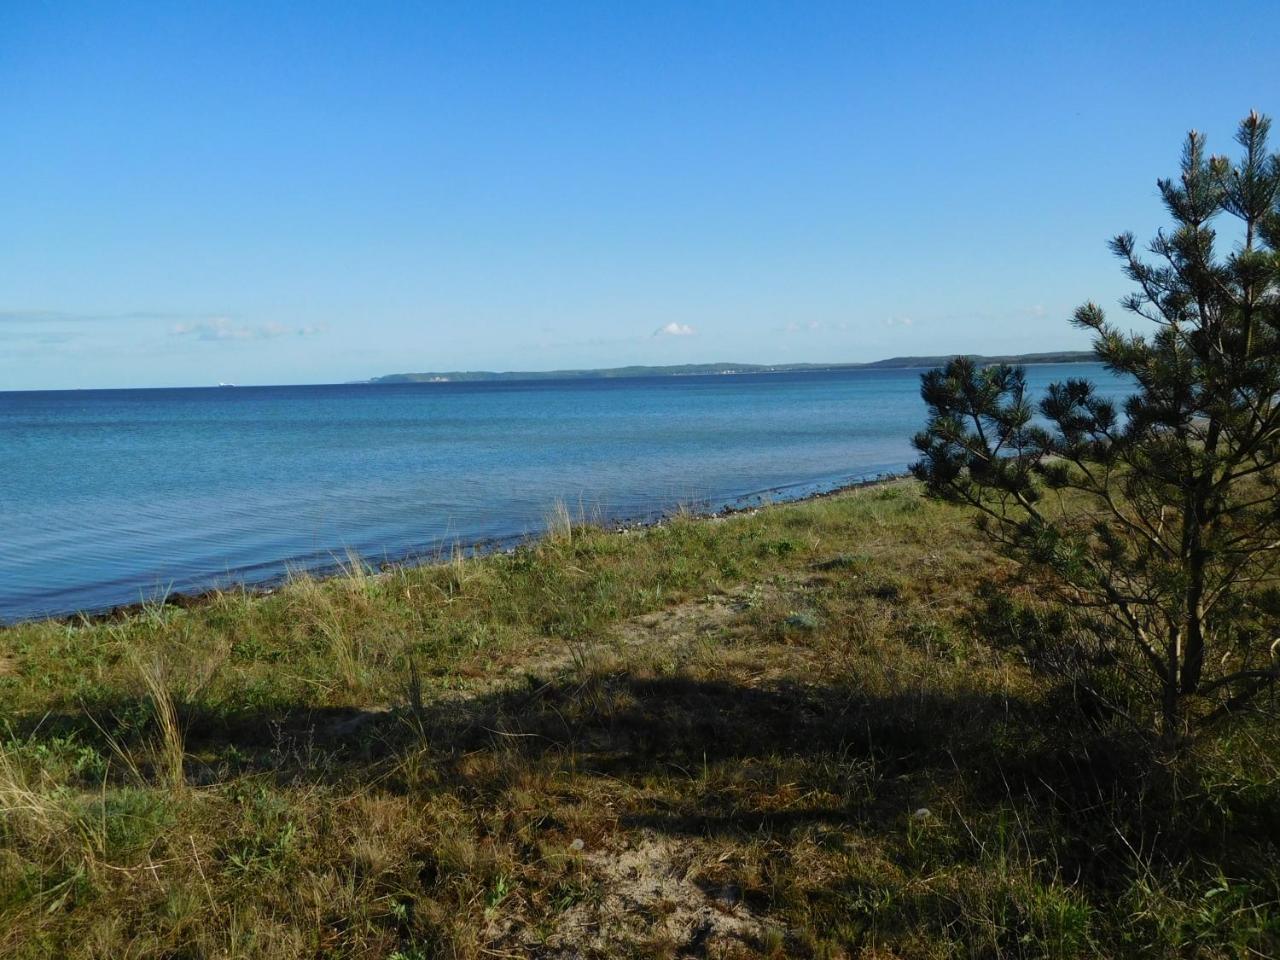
[1, 480, 1277, 958]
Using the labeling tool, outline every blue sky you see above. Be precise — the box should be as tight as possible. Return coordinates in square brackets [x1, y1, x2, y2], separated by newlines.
[3, 2, 1278, 389]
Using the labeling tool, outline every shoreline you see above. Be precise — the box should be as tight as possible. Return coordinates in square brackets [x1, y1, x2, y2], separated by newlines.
[5, 471, 912, 629]
[2, 355, 1101, 394]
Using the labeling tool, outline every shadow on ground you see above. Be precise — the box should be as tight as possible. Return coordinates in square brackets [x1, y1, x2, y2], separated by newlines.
[15, 667, 1165, 847]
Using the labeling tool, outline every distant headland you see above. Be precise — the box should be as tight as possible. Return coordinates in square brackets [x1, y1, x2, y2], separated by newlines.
[369, 351, 1095, 384]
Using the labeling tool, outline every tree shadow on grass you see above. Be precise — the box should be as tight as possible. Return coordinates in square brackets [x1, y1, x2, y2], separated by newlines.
[12, 669, 1163, 844]
[12, 664, 1278, 955]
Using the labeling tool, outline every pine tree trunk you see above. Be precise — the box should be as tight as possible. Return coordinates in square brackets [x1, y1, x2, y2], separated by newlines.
[1162, 632, 1183, 754]
[1161, 681, 1181, 754]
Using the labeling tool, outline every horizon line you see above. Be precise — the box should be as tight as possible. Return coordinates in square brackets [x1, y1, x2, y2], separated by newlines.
[1, 349, 1098, 393]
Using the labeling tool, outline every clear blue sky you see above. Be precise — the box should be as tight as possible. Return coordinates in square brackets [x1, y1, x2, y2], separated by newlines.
[3, 2, 1277, 389]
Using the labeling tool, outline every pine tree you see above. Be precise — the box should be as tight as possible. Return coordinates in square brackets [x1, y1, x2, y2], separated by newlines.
[912, 112, 1280, 748]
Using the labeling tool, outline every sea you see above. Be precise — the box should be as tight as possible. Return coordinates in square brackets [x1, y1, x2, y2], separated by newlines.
[0, 364, 1129, 623]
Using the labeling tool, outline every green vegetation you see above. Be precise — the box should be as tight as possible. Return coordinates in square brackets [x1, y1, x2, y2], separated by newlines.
[369, 352, 1093, 383]
[2, 481, 1277, 957]
[914, 113, 1280, 749]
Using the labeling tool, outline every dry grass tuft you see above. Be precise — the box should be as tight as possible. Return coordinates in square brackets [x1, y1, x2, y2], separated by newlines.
[135, 656, 186, 792]
[0, 743, 69, 850]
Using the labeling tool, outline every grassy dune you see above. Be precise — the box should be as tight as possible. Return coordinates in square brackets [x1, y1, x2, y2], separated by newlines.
[1, 481, 1277, 958]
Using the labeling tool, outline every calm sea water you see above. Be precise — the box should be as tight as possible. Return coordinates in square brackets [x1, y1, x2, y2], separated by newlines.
[0, 364, 1127, 622]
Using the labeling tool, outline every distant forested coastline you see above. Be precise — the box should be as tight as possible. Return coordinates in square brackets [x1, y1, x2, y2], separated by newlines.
[370, 351, 1094, 383]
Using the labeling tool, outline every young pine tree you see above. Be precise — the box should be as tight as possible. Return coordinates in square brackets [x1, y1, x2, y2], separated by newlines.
[912, 112, 1280, 748]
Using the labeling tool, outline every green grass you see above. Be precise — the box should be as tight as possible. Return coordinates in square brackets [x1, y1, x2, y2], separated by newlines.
[1, 480, 1277, 958]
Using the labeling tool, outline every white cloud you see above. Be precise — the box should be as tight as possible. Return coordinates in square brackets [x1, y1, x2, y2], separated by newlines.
[171, 318, 251, 341]
[883, 316, 914, 328]
[654, 322, 695, 337]
[171, 318, 327, 342]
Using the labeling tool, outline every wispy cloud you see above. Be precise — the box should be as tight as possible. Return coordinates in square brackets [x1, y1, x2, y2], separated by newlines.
[883, 316, 914, 328]
[782, 319, 847, 333]
[170, 319, 327, 342]
[0, 330, 77, 344]
[653, 322, 695, 337]
[0, 309, 182, 324]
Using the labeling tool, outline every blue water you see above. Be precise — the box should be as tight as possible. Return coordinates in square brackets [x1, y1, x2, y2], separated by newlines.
[0, 364, 1128, 622]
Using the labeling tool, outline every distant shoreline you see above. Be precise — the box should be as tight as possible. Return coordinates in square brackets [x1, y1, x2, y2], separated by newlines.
[369, 351, 1096, 384]
[0, 354, 1101, 393]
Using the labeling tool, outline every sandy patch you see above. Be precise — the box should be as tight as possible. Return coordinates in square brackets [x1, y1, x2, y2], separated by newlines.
[524, 834, 766, 956]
